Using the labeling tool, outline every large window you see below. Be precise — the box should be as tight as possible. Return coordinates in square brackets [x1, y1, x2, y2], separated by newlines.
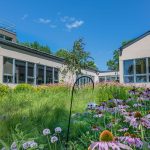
[99, 76, 105, 82]
[3, 57, 13, 83]
[123, 58, 150, 83]
[124, 60, 134, 75]
[135, 58, 147, 83]
[37, 65, 44, 85]
[27, 63, 35, 84]
[124, 60, 134, 83]
[15, 60, 26, 83]
[3, 57, 60, 85]
[46, 67, 53, 84]
[54, 68, 59, 83]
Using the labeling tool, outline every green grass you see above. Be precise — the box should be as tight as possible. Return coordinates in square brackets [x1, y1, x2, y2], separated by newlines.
[0, 83, 131, 148]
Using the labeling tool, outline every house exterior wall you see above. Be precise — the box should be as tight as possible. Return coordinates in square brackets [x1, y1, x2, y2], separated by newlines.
[119, 34, 150, 86]
[0, 29, 16, 42]
[0, 42, 98, 86]
[98, 71, 119, 82]
[81, 69, 99, 83]
[98, 71, 119, 77]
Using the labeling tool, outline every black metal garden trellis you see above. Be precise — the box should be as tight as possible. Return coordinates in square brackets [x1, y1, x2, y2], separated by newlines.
[66, 75, 94, 149]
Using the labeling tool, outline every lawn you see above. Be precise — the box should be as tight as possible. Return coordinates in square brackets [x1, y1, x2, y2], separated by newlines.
[0, 83, 150, 149]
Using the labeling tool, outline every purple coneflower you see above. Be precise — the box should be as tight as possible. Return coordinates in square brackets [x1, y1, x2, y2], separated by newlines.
[118, 128, 129, 132]
[119, 134, 143, 148]
[91, 125, 101, 131]
[129, 112, 150, 128]
[88, 130, 132, 150]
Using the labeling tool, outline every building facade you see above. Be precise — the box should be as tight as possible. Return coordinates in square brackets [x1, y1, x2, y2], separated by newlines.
[119, 31, 150, 86]
[2, 25, 150, 86]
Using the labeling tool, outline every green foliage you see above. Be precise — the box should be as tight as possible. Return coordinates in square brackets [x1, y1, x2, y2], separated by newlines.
[63, 38, 97, 74]
[107, 49, 119, 71]
[14, 84, 34, 92]
[55, 49, 69, 58]
[18, 41, 51, 54]
[0, 84, 10, 97]
[107, 40, 134, 71]
[0, 83, 136, 149]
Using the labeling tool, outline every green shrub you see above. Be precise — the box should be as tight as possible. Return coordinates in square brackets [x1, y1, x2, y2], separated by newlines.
[0, 84, 10, 97]
[14, 84, 34, 92]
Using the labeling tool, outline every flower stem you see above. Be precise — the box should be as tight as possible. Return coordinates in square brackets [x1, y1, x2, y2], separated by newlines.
[47, 136, 51, 150]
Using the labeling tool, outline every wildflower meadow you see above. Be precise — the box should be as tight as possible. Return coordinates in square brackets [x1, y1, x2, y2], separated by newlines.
[0, 83, 150, 149]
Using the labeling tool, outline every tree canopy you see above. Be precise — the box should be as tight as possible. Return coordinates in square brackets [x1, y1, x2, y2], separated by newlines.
[106, 40, 133, 71]
[18, 41, 51, 54]
[56, 39, 97, 74]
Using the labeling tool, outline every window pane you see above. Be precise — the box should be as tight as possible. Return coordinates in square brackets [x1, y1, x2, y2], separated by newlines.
[124, 76, 134, 83]
[3, 57, 13, 83]
[3, 75, 13, 83]
[15, 60, 26, 83]
[28, 63, 34, 77]
[46, 67, 53, 84]
[5, 36, 12, 41]
[148, 58, 150, 73]
[27, 63, 34, 84]
[99, 76, 105, 82]
[136, 76, 147, 83]
[106, 76, 111, 82]
[37, 65, 44, 85]
[54, 68, 59, 83]
[3, 57, 13, 75]
[136, 58, 146, 74]
[0, 34, 4, 39]
[27, 78, 34, 84]
[124, 60, 134, 75]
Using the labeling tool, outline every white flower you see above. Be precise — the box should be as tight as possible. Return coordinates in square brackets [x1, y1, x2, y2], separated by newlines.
[11, 142, 17, 150]
[43, 128, 51, 135]
[93, 113, 103, 118]
[23, 141, 37, 149]
[30, 141, 38, 148]
[22, 142, 30, 149]
[51, 136, 58, 143]
[133, 103, 142, 107]
[55, 127, 62, 133]
[87, 102, 97, 110]
[1, 147, 6, 150]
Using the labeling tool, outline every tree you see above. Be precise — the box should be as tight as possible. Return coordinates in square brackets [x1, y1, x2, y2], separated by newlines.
[107, 40, 133, 71]
[87, 61, 98, 69]
[107, 49, 119, 71]
[58, 39, 97, 82]
[18, 41, 51, 54]
[55, 49, 68, 58]
[65, 38, 96, 74]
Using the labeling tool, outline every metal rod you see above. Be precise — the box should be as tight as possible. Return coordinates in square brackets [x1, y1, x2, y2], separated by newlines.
[66, 75, 94, 149]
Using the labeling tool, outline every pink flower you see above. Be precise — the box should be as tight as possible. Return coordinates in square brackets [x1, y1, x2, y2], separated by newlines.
[118, 128, 129, 132]
[88, 130, 132, 150]
[119, 136, 143, 148]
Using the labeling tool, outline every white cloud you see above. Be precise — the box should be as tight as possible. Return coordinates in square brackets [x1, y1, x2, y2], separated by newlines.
[60, 16, 75, 23]
[37, 18, 51, 24]
[21, 14, 28, 20]
[66, 20, 84, 30]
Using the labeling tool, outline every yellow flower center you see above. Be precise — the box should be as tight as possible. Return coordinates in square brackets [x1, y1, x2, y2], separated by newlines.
[124, 132, 130, 136]
[134, 112, 142, 118]
[100, 130, 114, 142]
[130, 134, 137, 138]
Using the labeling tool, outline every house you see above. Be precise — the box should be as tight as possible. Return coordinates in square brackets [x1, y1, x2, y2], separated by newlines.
[119, 31, 150, 86]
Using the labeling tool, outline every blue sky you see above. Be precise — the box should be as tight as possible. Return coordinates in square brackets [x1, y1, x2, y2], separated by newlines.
[0, 0, 150, 70]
